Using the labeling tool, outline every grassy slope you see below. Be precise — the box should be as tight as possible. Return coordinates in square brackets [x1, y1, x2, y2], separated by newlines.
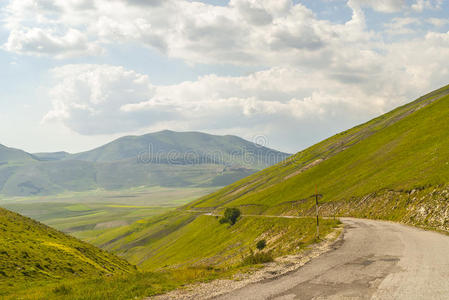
[91, 210, 339, 271]
[183, 84, 449, 229]
[0, 207, 135, 295]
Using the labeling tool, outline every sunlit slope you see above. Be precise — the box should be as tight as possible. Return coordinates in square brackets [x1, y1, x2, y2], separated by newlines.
[186, 85, 449, 228]
[0, 207, 135, 294]
[91, 212, 339, 270]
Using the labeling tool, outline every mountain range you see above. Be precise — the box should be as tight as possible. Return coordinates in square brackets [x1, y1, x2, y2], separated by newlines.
[0, 131, 290, 196]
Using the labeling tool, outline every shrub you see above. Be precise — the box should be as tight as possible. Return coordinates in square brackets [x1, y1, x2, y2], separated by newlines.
[219, 208, 241, 225]
[52, 284, 73, 295]
[256, 239, 266, 250]
[241, 248, 273, 266]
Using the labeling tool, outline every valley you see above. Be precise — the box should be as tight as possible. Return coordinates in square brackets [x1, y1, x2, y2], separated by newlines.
[1, 186, 217, 241]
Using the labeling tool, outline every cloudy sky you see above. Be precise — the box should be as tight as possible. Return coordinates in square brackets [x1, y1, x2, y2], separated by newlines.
[0, 0, 448, 154]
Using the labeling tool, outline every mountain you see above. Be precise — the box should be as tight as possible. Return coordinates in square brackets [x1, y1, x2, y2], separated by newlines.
[0, 131, 290, 196]
[0, 144, 36, 164]
[67, 130, 288, 167]
[0, 207, 135, 295]
[33, 151, 70, 161]
[92, 84, 449, 268]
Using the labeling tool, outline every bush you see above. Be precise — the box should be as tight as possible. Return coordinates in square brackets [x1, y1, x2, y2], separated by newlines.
[52, 284, 73, 295]
[219, 208, 241, 225]
[256, 240, 266, 250]
[241, 248, 273, 266]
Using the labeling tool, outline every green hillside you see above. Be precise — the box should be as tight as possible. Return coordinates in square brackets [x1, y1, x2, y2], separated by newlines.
[91, 84, 449, 271]
[184, 84, 449, 231]
[33, 151, 70, 161]
[0, 207, 135, 295]
[0, 131, 290, 196]
[89, 211, 339, 271]
[68, 130, 288, 168]
[0, 144, 35, 163]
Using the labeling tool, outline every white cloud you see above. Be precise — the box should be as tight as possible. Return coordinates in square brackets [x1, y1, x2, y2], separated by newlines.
[427, 18, 449, 27]
[349, 0, 406, 13]
[43, 64, 161, 134]
[42, 61, 427, 143]
[2, 0, 449, 151]
[411, 0, 443, 12]
[384, 17, 421, 35]
[3, 27, 102, 58]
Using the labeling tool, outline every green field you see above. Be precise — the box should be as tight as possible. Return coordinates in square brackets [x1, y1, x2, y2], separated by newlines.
[0, 186, 218, 241]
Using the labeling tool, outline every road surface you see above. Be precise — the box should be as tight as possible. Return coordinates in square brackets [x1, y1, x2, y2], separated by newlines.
[216, 218, 449, 300]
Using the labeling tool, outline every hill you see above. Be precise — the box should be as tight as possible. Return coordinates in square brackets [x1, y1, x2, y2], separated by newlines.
[0, 131, 290, 196]
[68, 130, 287, 168]
[33, 152, 70, 161]
[90, 84, 449, 270]
[0, 207, 135, 295]
[0, 144, 36, 163]
[185, 84, 449, 231]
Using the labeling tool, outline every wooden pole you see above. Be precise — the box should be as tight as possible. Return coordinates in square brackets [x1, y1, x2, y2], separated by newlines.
[315, 193, 319, 239]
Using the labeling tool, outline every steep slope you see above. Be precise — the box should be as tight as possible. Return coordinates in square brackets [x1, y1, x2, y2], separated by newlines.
[0, 207, 135, 295]
[184, 84, 449, 230]
[0, 131, 290, 196]
[93, 84, 449, 269]
[89, 211, 339, 270]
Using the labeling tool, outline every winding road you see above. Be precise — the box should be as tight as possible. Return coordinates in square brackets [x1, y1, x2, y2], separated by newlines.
[216, 218, 449, 300]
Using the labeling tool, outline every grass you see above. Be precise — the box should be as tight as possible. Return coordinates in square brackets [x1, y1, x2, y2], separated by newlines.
[0, 207, 135, 296]
[184, 85, 449, 230]
[4, 85, 449, 299]
[1, 207, 339, 299]
[4, 267, 232, 300]
[0, 186, 217, 241]
[93, 211, 340, 271]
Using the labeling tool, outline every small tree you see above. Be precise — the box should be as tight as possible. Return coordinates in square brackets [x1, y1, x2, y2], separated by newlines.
[256, 239, 266, 251]
[219, 208, 241, 225]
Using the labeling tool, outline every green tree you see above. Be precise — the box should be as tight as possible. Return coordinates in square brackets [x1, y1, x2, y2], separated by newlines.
[256, 239, 266, 250]
[219, 208, 241, 225]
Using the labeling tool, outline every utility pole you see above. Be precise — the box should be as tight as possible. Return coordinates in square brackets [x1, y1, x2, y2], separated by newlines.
[311, 186, 323, 239]
[315, 193, 319, 238]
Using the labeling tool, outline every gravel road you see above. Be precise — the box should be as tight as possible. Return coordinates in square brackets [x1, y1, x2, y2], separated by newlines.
[216, 218, 449, 300]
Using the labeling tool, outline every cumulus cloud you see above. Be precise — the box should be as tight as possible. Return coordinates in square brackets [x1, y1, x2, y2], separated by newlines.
[2, 0, 449, 150]
[43, 64, 166, 134]
[3, 28, 102, 58]
[349, 0, 406, 13]
[412, 0, 443, 12]
[43, 54, 446, 146]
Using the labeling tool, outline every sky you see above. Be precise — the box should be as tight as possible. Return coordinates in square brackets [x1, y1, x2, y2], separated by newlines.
[0, 0, 448, 154]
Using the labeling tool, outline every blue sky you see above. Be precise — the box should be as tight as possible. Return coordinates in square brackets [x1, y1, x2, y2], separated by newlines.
[0, 0, 448, 153]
